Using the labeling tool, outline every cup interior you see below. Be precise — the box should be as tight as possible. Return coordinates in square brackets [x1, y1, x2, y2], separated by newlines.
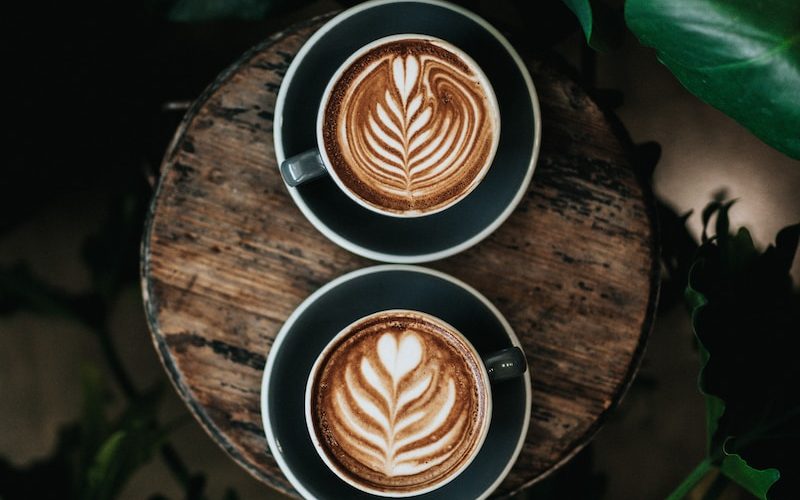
[304, 308, 493, 497]
[315, 33, 501, 218]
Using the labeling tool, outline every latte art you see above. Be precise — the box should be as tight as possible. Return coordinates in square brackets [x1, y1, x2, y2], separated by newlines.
[323, 39, 499, 215]
[338, 332, 465, 477]
[308, 311, 489, 495]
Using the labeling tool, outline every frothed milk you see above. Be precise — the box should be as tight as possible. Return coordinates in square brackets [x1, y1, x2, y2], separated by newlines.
[306, 310, 491, 496]
[322, 37, 499, 216]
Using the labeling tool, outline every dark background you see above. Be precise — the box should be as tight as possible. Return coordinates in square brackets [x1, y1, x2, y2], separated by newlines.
[1, 0, 798, 498]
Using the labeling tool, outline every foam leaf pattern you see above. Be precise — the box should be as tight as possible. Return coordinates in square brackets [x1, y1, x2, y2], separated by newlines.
[333, 45, 495, 209]
[360, 53, 477, 195]
[332, 331, 466, 477]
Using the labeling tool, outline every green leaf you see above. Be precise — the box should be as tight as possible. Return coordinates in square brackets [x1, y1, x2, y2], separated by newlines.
[686, 201, 800, 498]
[684, 263, 708, 313]
[561, 0, 623, 51]
[84, 430, 128, 500]
[80, 419, 169, 500]
[720, 454, 780, 499]
[697, 346, 722, 451]
[78, 365, 110, 487]
[700, 367, 779, 499]
[76, 377, 169, 500]
[625, 0, 800, 159]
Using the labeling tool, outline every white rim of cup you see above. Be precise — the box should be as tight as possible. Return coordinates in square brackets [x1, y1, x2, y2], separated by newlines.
[273, 0, 542, 263]
[261, 265, 532, 500]
[315, 33, 501, 219]
[303, 309, 494, 497]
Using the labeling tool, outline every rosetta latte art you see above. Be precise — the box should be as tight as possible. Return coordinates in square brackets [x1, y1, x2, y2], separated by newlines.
[323, 40, 497, 214]
[310, 312, 488, 493]
[335, 332, 464, 476]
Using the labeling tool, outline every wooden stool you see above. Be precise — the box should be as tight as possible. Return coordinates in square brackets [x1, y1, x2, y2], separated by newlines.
[142, 14, 659, 498]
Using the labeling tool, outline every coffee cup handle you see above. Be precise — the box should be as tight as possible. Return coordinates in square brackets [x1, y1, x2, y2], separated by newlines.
[483, 347, 527, 382]
[279, 149, 328, 187]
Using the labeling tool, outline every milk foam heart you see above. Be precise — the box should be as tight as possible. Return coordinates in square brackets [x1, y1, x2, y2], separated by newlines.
[308, 311, 489, 495]
[322, 38, 499, 215]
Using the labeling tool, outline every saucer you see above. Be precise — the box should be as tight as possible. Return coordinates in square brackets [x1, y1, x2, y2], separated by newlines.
[273, 0, 541, 263]
[261, 265, 532, 499]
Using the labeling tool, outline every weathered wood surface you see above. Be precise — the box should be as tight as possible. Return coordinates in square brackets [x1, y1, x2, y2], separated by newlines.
[141, 14, 659, 498]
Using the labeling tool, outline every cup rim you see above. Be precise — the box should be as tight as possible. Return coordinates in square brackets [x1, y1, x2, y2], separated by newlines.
[315, 33, 501, 218]
[303, 308, 494, 497]
[273, 0, 542, 263]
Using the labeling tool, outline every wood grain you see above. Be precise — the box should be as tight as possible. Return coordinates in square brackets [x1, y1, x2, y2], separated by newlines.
[141, 14, 659, 498]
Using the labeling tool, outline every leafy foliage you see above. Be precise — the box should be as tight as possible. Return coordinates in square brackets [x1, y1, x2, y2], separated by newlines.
[625, 0, 800, 159]
[686, 201, 800, 498]
[563, 0, 800, 159]
[0, 182, 234, 499]
[0, 367, 170, 500]
[560, 0, 623, 51]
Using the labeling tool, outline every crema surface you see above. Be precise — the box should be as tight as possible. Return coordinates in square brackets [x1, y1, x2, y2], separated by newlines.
[323, 39, 498, 215]
[309, 311, 489, 494]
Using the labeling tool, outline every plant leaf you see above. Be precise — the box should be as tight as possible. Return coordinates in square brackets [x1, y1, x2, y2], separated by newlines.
[625, 0, 800, 159]
[699, 363, 779, 499]
[84, 430, 128, 500]
[80, 421, 169, 500]
[560, 0, 624, 52]
[686, 201, 800, 498]
[720, 454, 780, 499]
[78, 365, 110, 486]
[76, 377, 168, 500]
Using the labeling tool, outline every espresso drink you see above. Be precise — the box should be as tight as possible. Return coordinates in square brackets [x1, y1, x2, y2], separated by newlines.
[308, 311, 490, 495]
[323, 38, 499, 215]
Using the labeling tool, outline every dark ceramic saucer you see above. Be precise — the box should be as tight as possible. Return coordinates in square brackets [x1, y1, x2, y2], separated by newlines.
[261, 265, 531, 499]
[273, 0, 540, 263]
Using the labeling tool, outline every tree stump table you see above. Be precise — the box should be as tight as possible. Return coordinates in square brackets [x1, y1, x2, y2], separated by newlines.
[141, 14, 659, 499]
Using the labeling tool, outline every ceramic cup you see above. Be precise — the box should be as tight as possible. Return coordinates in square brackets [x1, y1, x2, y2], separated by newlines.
[279, 34, 501, 218]
[304, 309, 525, 496]
[273, 0, 541, 262]
[261, 265, 532, 499]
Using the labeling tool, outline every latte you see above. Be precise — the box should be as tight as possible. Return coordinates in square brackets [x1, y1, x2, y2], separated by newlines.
[306, 310, 490, 496]
[322, 37, 499, 216]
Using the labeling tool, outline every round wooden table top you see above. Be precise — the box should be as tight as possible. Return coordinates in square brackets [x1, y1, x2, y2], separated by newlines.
[141, 14, 659, 499]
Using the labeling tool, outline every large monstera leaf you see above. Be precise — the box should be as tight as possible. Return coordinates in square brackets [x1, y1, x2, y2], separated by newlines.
[686, 202, 800, 498]
[625, 0, 800, 159]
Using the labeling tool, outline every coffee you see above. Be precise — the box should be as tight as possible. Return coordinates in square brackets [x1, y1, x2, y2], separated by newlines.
[307, 310, 490, 496]
[322, 38, 499, 216]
